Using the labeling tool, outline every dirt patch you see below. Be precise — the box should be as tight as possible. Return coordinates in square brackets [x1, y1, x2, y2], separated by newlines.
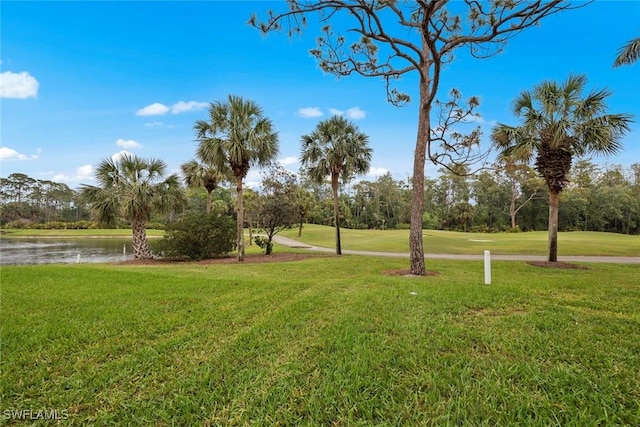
[113, 252, 321, 266]
[526, 261, 590, 270]
[384, 269, 440, 277]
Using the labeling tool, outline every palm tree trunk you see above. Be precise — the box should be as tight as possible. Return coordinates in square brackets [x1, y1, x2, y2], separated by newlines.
[206, 190, 212, 213]
[298, 218, 303, 237]
[331, 173, 342, 255]
[510, 180, 517, 229]
[236, 176, 245, 261]
[548, 190, 560, 262]
[131, 217, 153, 259]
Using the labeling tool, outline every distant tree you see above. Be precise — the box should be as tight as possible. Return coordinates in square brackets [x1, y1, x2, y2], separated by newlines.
[252, 0, 579, 274]
[614, 36, 640, 67]
[4, 173, 36, 203]
[491, 75, 633, 261]
[194, 95, 279, 261]
[180, 158, 229, 213]
[301, 115, 371, 254]
[294, 186, 313, 236]
[79, 154, 185, 259]
[254, 166, 298, 255]
[243, 188, 260, 245]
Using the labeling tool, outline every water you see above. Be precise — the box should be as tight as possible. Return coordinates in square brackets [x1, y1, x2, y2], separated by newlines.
[0, 238, 153, 265]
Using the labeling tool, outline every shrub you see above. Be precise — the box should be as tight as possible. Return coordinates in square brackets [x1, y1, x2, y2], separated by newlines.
[157, 212, 235, 260]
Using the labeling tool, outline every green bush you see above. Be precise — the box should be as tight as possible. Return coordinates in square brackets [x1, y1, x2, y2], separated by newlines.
[254, 236, 273, 255]
[157, 212, 235, 260]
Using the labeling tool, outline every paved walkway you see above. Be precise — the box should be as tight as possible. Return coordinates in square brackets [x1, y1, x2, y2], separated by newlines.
[272, 235, 640, 264]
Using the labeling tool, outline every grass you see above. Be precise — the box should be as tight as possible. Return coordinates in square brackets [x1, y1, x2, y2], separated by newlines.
[281, 224, 640, 256]
[3, 225, 639, 256]
[2, 256, 639, 425]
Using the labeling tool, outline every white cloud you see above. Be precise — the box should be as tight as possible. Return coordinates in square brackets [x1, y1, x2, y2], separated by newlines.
[278, 156, 298, 167]
[77, 164, 94, 178]
[346, 107, 366, 120]
[0, 71, 39, 99]
[136, 100, 208, 117]
[144, 121, 164, 128]
[0, 146, 39, 160]
[366, 166, 389, 178]
[328, 107, 365, 120]
[136, 102, 169, 116]
[298, 107, 323, 118]
[171, 100, 208, 114]
[111, 150, 133, 163]
[52, 164, 95, 184]
[116, 138, 142, 149]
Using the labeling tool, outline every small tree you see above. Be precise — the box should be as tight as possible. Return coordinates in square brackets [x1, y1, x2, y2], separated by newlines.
[254, 166, 298, 255]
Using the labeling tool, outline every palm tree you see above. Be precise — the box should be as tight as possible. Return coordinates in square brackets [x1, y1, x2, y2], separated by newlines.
[180, 159, 229, 213]
[301, 115, 372, 255]
[80, 154, 185, 259]
[195, 95, 279, 261]
[614, 36, 640, 67]
[491, 74, 633, 262]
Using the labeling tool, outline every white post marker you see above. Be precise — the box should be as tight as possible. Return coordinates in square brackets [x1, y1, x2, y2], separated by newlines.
[76, 253, 81, 264]
[484, 250, 491, 285]
[123, 244, 126, 260]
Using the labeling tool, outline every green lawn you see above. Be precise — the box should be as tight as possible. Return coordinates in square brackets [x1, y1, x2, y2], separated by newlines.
[281, 224, 640, 256]
[2, 257, 639, 425]
[3, 225, 639, 257]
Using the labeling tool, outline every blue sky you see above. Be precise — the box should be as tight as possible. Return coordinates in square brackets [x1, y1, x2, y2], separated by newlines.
[1, 1, 639, 189]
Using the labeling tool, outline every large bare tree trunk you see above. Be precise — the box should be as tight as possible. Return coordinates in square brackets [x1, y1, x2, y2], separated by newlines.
[409, 83, 430, 275]
[331, 173, 342, 255]
[236, 176, 245, 261]
[548, 190, 560, 262]
[131, 217, 152, 259]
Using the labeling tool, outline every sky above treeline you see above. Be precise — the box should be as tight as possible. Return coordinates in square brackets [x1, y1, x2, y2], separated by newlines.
[1, 1, 639, 189]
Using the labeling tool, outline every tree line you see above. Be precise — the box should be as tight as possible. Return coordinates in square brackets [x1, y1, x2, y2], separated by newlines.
[3, 158, 638, 235]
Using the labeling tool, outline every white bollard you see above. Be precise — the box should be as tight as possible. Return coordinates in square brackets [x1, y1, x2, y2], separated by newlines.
[123, 244, 126, 260]
[76, 253, 81, 264]
[484, 250, 491, 285]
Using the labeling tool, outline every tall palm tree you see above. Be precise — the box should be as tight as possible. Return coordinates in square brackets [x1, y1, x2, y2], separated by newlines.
[80, 154, 185, 259]
[301, 115, 372, 255]
[491, 74, 633, 262]
[195, 95, 279, 261]
[180, 159, 229, 213]
[614, 36, 640, 67]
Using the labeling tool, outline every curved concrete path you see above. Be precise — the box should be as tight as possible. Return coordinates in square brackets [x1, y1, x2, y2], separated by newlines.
[272, 235, 640, 264]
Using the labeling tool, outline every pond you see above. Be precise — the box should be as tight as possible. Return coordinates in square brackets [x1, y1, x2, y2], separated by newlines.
[0, 238, 161, 266]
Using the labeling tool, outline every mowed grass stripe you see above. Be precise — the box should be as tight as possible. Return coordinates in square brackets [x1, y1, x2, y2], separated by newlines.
[2, 258, 639, 425]
[279, 224, 640, 256]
